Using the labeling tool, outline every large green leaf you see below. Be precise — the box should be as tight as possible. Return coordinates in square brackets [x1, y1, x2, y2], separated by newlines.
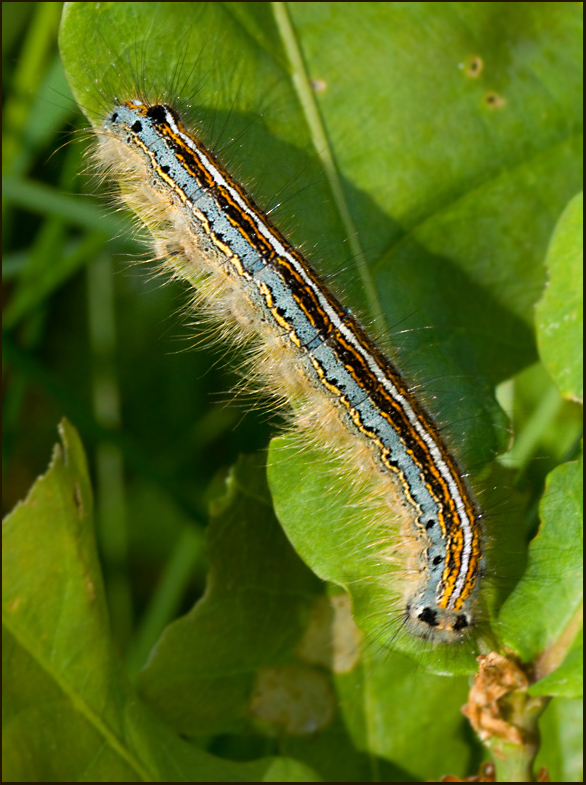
[59, 1, 582, 470]
[268, 432, 534, 673]
[2, 421, 319, 783]
[139, 453, 477, 782]
[139, 454, 325, 737]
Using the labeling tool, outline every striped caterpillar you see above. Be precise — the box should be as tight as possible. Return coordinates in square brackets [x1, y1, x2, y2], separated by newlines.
[60, 3, 527, 667]
[94, 95, 485, 646]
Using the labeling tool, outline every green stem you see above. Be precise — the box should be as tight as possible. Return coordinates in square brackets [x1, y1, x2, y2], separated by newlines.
[492, 694, 550, 783]
[272, 1, 388, 339]
[126, 525, 205, 678]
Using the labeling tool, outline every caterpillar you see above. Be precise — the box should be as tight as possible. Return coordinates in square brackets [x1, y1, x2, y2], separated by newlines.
[97, 97, 486, 646]
[59, 2, 523, 665]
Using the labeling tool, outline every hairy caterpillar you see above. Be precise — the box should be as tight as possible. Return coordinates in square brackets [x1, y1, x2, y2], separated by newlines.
[98, 95, 485, 644]
[59, 2, 552, 669]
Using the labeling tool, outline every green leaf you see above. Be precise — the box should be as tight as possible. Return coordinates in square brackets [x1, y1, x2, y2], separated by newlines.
[139, 454, 324, 737]
[268, 432, 535, 674]
[529, 634, 583, 699]
[59, 1, 582, 471]
[140, 453, 478, 782]
[2, 421, 319, 782]
[536, 191, 584, 403]
[333, 648, 475, 781]
[498, 449, 583, 674]
[138, 455, 378, 782]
